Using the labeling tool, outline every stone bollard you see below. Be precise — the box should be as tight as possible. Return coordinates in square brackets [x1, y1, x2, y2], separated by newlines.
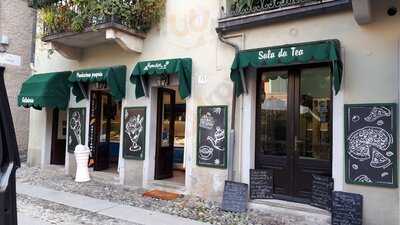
[74, 144, 91, 182]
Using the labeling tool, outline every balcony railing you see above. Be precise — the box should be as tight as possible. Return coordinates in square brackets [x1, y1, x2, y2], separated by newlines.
[218, 0, 351, 32]
[226, 0, 335, 17]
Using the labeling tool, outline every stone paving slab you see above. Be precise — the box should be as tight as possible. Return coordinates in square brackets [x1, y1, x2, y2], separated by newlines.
[17, 183, 210, 225]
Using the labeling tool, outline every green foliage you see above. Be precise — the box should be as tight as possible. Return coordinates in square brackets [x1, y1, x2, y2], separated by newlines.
[40, 0, 166, 35]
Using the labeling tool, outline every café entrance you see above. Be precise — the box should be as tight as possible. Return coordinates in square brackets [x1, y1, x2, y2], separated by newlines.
[154, 87, 186, 185]
[89, 90, 121, 172]
[255, 66, 332, 202]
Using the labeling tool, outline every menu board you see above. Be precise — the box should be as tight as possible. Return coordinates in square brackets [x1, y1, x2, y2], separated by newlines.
[250, 169, 273, 200]
[332, 191, 363, 225]
[221, 181, 248, 213]
[123, 107, 146, 160]
[310, 174, 334, 211]
[67, 108, 86, 153]
[197, 106, 228, 168]
[345, 104, 397, 188]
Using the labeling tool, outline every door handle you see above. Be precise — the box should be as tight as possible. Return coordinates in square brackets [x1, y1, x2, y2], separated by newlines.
[294, 136, 302, 153]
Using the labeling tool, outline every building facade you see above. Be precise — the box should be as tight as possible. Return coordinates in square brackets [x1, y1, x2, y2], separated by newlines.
[0, 0, 35, 152]
[24, 1, 400, 224]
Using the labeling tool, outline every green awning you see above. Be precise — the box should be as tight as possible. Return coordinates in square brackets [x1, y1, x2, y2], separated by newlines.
[18, 71, 72, 110]
[70, 65, 126, 102]
[231, 40, 343, 96]
[130, 58, 192, 99]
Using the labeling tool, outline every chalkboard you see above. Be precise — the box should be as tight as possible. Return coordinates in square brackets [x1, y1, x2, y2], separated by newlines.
[345, 104, 397, 188]
[310, 174, 334, 211]
[197, 106, 228, 168]
[221, 181, 248, 213]
[123, 107, 146, 160]
[67, 108, 86, 153]
[332, 191, 363, 225]
[250, 169, 273, 200]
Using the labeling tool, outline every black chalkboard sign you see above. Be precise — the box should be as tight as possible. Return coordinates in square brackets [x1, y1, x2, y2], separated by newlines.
[67, 108, 86, 153]
[345, 104, 397, 188]
[197, 106, 228, 168]
[311, 174, 334, 211]
[123, 107, 146, 160]
[332, 191, 363, 225]
[221, 181, 248, 213]
[250, 169, 273, 200]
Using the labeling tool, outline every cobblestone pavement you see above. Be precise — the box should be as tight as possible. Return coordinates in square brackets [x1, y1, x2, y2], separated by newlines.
[18, 194, 139, 225]
[16, 164, 295, 225]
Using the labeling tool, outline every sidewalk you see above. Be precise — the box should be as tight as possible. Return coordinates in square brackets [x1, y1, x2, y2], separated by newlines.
[17, 183, 209, 225]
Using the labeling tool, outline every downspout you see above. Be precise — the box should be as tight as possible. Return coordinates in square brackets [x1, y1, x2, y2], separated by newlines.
[218, 33, 246, 181]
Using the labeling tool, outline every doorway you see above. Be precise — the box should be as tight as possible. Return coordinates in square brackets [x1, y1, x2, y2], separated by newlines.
[89, 90, 121, 172]
[154, 87, 186, 185]
[51, 109, 67, 165]
[255, 66, 332, 202]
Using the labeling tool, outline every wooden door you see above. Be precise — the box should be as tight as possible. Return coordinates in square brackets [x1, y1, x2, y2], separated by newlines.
[155, 88, 176, 180]
[255, 66, 332, 201]
[51, 109, 67, 165]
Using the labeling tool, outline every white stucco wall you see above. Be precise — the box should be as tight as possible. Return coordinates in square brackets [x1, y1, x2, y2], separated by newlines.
[28, 1, 400, 224]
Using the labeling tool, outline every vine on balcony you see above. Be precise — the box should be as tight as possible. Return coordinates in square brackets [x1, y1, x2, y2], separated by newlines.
[39, 0, 166, 35]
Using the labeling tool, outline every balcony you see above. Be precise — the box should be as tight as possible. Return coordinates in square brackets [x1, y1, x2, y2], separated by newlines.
[217, 0, 351, 33]
[31, 0, 165, 60]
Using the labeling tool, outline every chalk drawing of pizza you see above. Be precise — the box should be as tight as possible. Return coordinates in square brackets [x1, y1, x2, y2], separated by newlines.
[364, 107, 391, 122]
[348, 126, 393, 161]
[370, 150, 392, 169]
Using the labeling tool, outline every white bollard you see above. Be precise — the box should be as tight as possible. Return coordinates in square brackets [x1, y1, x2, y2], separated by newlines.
[74, 144, 91, 182]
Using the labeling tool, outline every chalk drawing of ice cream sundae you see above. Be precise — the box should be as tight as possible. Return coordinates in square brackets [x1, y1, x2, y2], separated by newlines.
[125, 114, 144, 152]
[70, 111, 82, 145]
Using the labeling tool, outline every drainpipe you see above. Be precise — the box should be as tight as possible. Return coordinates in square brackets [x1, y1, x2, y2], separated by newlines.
[218, 33, 246, 181]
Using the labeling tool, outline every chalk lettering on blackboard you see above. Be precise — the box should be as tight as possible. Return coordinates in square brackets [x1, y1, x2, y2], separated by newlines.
[377, 120, 384, 126]
[199, 145, 214, 160]
[70, 111, 82, 145]
[354, 175, 373, 183]
[199, 112, 215, 130]
[352, 115, 360, 123]
[348, 126, 393, 162]
[125, 114, 144, 152]
[370, 149, 392, 169]
[364, 107, 391, 122]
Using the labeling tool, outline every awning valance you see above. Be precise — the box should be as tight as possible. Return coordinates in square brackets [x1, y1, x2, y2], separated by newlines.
[231, 40, 343, 96]
[70, 65, 126, 102]
[130, 58, 192, 99]
[18, 71, 71, 110]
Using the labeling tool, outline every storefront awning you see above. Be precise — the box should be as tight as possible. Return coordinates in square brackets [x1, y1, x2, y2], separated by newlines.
[130, 58, 192, 99]
[231, 40, 343, 96]
[18, 71, 71, 110]
[70, 65, 126, 102]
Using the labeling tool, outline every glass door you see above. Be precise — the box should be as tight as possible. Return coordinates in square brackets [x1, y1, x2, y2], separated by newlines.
[256, 66, 332, 201]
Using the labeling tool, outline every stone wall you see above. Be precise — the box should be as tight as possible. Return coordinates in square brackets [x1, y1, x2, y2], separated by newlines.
[0, 0, 35, 152]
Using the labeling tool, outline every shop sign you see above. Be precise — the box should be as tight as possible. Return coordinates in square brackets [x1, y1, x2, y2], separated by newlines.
[258, 46, 304, 60]
[143, 61, 170, 71]
[344, 103, 397, 188]
[76, 72, 104, 79]
[0, 53, 21, 66]
[123, 107, 146, 160]
[196, 105, 228, 169]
